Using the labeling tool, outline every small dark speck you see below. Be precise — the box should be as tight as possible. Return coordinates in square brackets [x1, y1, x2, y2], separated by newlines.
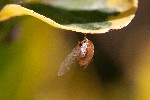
[109, 29, 117, 32]
[6, 25, 21, 42]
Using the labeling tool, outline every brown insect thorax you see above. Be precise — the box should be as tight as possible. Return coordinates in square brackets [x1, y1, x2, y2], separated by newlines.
[76, 37, 94, 68]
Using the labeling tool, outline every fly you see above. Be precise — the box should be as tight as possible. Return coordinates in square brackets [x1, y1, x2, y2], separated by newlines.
[58, 37, 94, 76]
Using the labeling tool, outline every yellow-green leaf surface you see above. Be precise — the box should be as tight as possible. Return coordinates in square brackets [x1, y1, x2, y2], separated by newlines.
[0, 0, 138, 34]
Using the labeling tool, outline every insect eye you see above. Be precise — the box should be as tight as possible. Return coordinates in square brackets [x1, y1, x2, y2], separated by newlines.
[79, 43, 82, 47]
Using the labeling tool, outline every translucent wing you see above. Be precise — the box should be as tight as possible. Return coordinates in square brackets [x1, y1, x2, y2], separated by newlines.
[58, 47, 79, 76]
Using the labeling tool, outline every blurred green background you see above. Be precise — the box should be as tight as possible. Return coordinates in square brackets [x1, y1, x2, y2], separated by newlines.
[0, 0, 150, 100]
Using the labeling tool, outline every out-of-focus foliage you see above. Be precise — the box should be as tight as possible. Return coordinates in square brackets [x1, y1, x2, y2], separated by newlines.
[0, 17, 75, 100]
[0, 0, 138, 33]
[1, 0, 150, 100]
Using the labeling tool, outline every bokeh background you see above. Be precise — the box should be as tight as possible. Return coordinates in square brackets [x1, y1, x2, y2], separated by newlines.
[0, 0, 150, 100]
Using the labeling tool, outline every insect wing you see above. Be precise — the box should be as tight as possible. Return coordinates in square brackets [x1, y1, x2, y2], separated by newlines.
[58, 47, 79, 76]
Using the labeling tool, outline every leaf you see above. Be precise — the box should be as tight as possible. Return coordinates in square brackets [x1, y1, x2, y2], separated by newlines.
[0, 0, 138, 34]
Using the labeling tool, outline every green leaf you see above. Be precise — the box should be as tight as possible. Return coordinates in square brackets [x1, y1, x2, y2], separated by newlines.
[0, 0, 138, 34]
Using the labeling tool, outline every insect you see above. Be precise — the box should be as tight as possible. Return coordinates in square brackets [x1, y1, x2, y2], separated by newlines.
[58, 37, 94, 76]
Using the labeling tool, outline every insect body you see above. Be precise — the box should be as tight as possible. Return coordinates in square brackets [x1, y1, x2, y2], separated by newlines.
[76, 37, 94, 68]
[58, 37, 94, 76]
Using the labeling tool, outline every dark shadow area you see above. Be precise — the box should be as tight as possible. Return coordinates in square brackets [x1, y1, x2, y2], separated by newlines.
[93, 51, 123, 83]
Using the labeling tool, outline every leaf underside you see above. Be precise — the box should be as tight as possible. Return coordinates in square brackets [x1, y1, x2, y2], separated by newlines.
[0, 0, 138, 34]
